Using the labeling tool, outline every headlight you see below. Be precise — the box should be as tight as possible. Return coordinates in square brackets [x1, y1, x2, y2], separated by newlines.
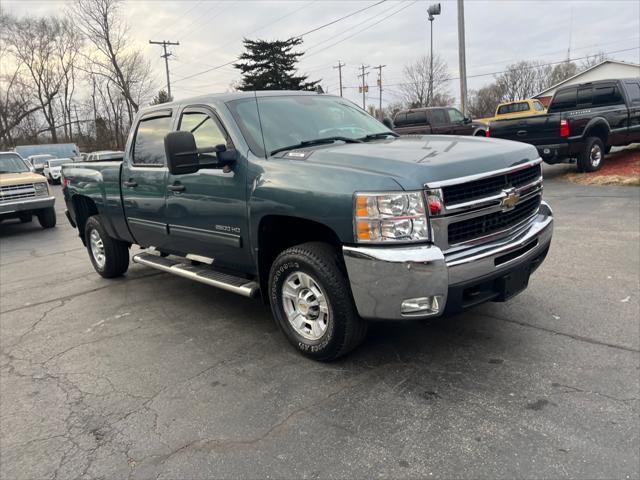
[34, 182, 49, 196]
[354, 192, 429, 243]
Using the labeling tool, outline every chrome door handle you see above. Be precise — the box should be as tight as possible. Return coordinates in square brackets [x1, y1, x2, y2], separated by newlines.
[123, 180, 138, 187]
[167, 184, 185, 192]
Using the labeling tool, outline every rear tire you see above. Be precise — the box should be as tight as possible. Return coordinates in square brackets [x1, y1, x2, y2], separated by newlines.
[84, 215, 129, 278]
[577, 137, 604, 172]
[268, 242, 367, 361]
[37, 207, 56, 228]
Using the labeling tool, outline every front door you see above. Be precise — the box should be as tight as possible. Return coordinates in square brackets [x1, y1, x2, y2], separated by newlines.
[447, 108, 474, 135]
[164, 106, 251, 271]
[121, 110, 173, 249]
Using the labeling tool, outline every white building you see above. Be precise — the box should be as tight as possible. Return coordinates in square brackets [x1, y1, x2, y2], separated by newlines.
[535, 60, 640, 106]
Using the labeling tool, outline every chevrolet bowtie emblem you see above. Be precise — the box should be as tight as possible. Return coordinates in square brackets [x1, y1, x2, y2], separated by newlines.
[500, 188, 520, 211]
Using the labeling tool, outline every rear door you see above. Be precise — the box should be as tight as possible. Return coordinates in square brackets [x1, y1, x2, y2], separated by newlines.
[164, 105, 250, 270]
[623, 79, 640, 143]
[121, 109, 173, 248]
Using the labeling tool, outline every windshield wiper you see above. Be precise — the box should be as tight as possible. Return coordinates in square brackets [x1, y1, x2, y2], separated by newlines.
[270, 136, 362, 156]
[359, 132, 399, 142]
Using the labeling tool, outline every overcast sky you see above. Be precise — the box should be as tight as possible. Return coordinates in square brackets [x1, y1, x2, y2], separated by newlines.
[4, 0, 640, 109]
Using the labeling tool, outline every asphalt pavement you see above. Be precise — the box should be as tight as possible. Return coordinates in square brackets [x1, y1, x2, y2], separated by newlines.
[1, 163, 639, 479]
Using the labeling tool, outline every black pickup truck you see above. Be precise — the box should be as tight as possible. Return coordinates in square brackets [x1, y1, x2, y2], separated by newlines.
[489, 78, 640, 171]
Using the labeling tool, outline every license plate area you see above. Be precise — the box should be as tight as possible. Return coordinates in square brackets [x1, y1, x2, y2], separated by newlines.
[496, 265, 530, 301]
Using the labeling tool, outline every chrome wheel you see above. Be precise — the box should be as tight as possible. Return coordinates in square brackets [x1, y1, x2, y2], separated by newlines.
[590, 144, 602, 168]
[89, 229, 106, 269]
[281, 271, 330, 341]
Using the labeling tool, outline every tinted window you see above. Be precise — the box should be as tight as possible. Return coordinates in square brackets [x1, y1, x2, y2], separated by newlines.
[533, 101, 545, 111]
[133, 115, 172, 166]
[625, 81, 640, 105]
[447, 108, 464, 122]
[430, 109, 447, 125]
[577, 87, 593, 107]
[406, 111, 427, 125]
[179, 111, 227, 149]
[393, 112, 408, 126]
[592, 86, 623, 107]
[549, 88, 577, 112]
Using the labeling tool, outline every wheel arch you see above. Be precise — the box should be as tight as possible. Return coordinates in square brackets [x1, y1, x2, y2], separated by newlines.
[583, 118, 610, 145]
[256, 215, 343, 303]
[71, 194, 99, 245]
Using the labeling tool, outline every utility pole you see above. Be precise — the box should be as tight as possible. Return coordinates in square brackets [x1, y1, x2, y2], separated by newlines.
[373, 64, 386, 120]
[149, 40, 180, 100]
[427, 4, 441, 107]
[456, 0, 468, 116]
[333, 61, 346, 97]
[357, 64, 369, 110]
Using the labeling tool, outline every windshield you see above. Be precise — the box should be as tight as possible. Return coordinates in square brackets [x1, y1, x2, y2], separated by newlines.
[0, 153, 30, 173]
[227, 95, 392, 157]
[31, 155, 55, 166]
[48, 159, 72, 167]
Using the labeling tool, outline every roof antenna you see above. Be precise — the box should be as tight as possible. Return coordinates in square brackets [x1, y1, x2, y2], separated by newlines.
[254, 90, 268, 159]
[567, 5, 573, 61]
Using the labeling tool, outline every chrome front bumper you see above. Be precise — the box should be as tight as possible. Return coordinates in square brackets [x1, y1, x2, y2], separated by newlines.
[0, 196, 56, 215]
[343, 201, 553, 320]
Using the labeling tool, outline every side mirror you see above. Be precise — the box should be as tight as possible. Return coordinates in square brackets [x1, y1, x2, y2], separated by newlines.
[164, 131, 199, 175]
[463, 117, 472, 124]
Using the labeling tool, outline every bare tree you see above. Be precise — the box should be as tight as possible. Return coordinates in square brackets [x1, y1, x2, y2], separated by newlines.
[399, 55, 452, 108]
[3, 15, 68, 142]
[73, 0, 154, 124]
[467, 84, 506, 119]
[580, 51, 607, 71]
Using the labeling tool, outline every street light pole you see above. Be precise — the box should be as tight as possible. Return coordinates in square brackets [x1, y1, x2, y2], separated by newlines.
[427, 4, 441, 107]
[457, 0, 468, 116]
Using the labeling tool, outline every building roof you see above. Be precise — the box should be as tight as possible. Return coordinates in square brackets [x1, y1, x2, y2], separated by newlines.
[535, 60, 640, 97]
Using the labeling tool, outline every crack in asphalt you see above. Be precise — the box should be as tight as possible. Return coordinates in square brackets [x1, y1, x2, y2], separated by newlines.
[480, 312, 640, 353]
[0, 271, 164, 315]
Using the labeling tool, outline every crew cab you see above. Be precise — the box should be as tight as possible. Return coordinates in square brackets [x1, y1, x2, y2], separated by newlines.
[392, 107, 487, 137]
[62, 91, 553, 360]
[0, 152, 56, 228]
[489, 78, 640, 171]
[477, 98, 546, 124]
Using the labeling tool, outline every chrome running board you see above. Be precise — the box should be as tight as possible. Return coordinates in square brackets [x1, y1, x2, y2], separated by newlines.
[132, 252, 259, 298]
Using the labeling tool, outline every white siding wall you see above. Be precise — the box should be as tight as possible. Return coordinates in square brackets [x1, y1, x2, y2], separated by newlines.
[537, 63, 640, 98]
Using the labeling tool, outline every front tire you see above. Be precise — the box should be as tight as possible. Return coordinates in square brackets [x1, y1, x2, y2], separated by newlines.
[577, 137, 604, 172]
[268, 242, 367, 361]
[37, 207, 56, 228]
[84, 215, 129, 278]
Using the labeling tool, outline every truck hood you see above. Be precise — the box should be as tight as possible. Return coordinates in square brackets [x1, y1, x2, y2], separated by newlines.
[0, 172, 47, 186]
[300, 135, 539, 190]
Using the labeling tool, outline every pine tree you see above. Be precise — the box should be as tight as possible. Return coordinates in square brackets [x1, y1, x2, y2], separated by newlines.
[234, 37, 319, 91]
[151, 89, 171, 105]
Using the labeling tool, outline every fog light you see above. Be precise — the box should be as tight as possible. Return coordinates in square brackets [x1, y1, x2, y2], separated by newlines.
[401, 296, 443, 316]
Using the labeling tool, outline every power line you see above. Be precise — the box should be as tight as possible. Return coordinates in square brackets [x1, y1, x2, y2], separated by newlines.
[149, 40, 180, 99]
[303, 0, 419, 60]
[296, 0, 387, 38]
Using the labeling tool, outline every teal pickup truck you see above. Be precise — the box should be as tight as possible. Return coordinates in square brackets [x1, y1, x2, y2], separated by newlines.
[62, 91, 553, 360]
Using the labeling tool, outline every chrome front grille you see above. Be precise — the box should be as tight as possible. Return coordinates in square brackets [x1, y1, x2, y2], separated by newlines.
[442, 164, 541, 204]
[447, 194, 541, 245]
[427, 160, 544, 251]
[0, 183, 36, 202]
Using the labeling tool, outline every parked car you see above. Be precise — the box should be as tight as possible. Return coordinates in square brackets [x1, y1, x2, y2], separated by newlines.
[85, 150, 124, 162]
[0, 152, 56, 228]
[489, 78, 640, 171]
[27, 154, 56, 174]
[392, 107, 487, 136]
[477, 98, 546, 124]
[43, 158, 73, 184]
[16, 143, 81, 162]
[62, 91, 552, 360]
